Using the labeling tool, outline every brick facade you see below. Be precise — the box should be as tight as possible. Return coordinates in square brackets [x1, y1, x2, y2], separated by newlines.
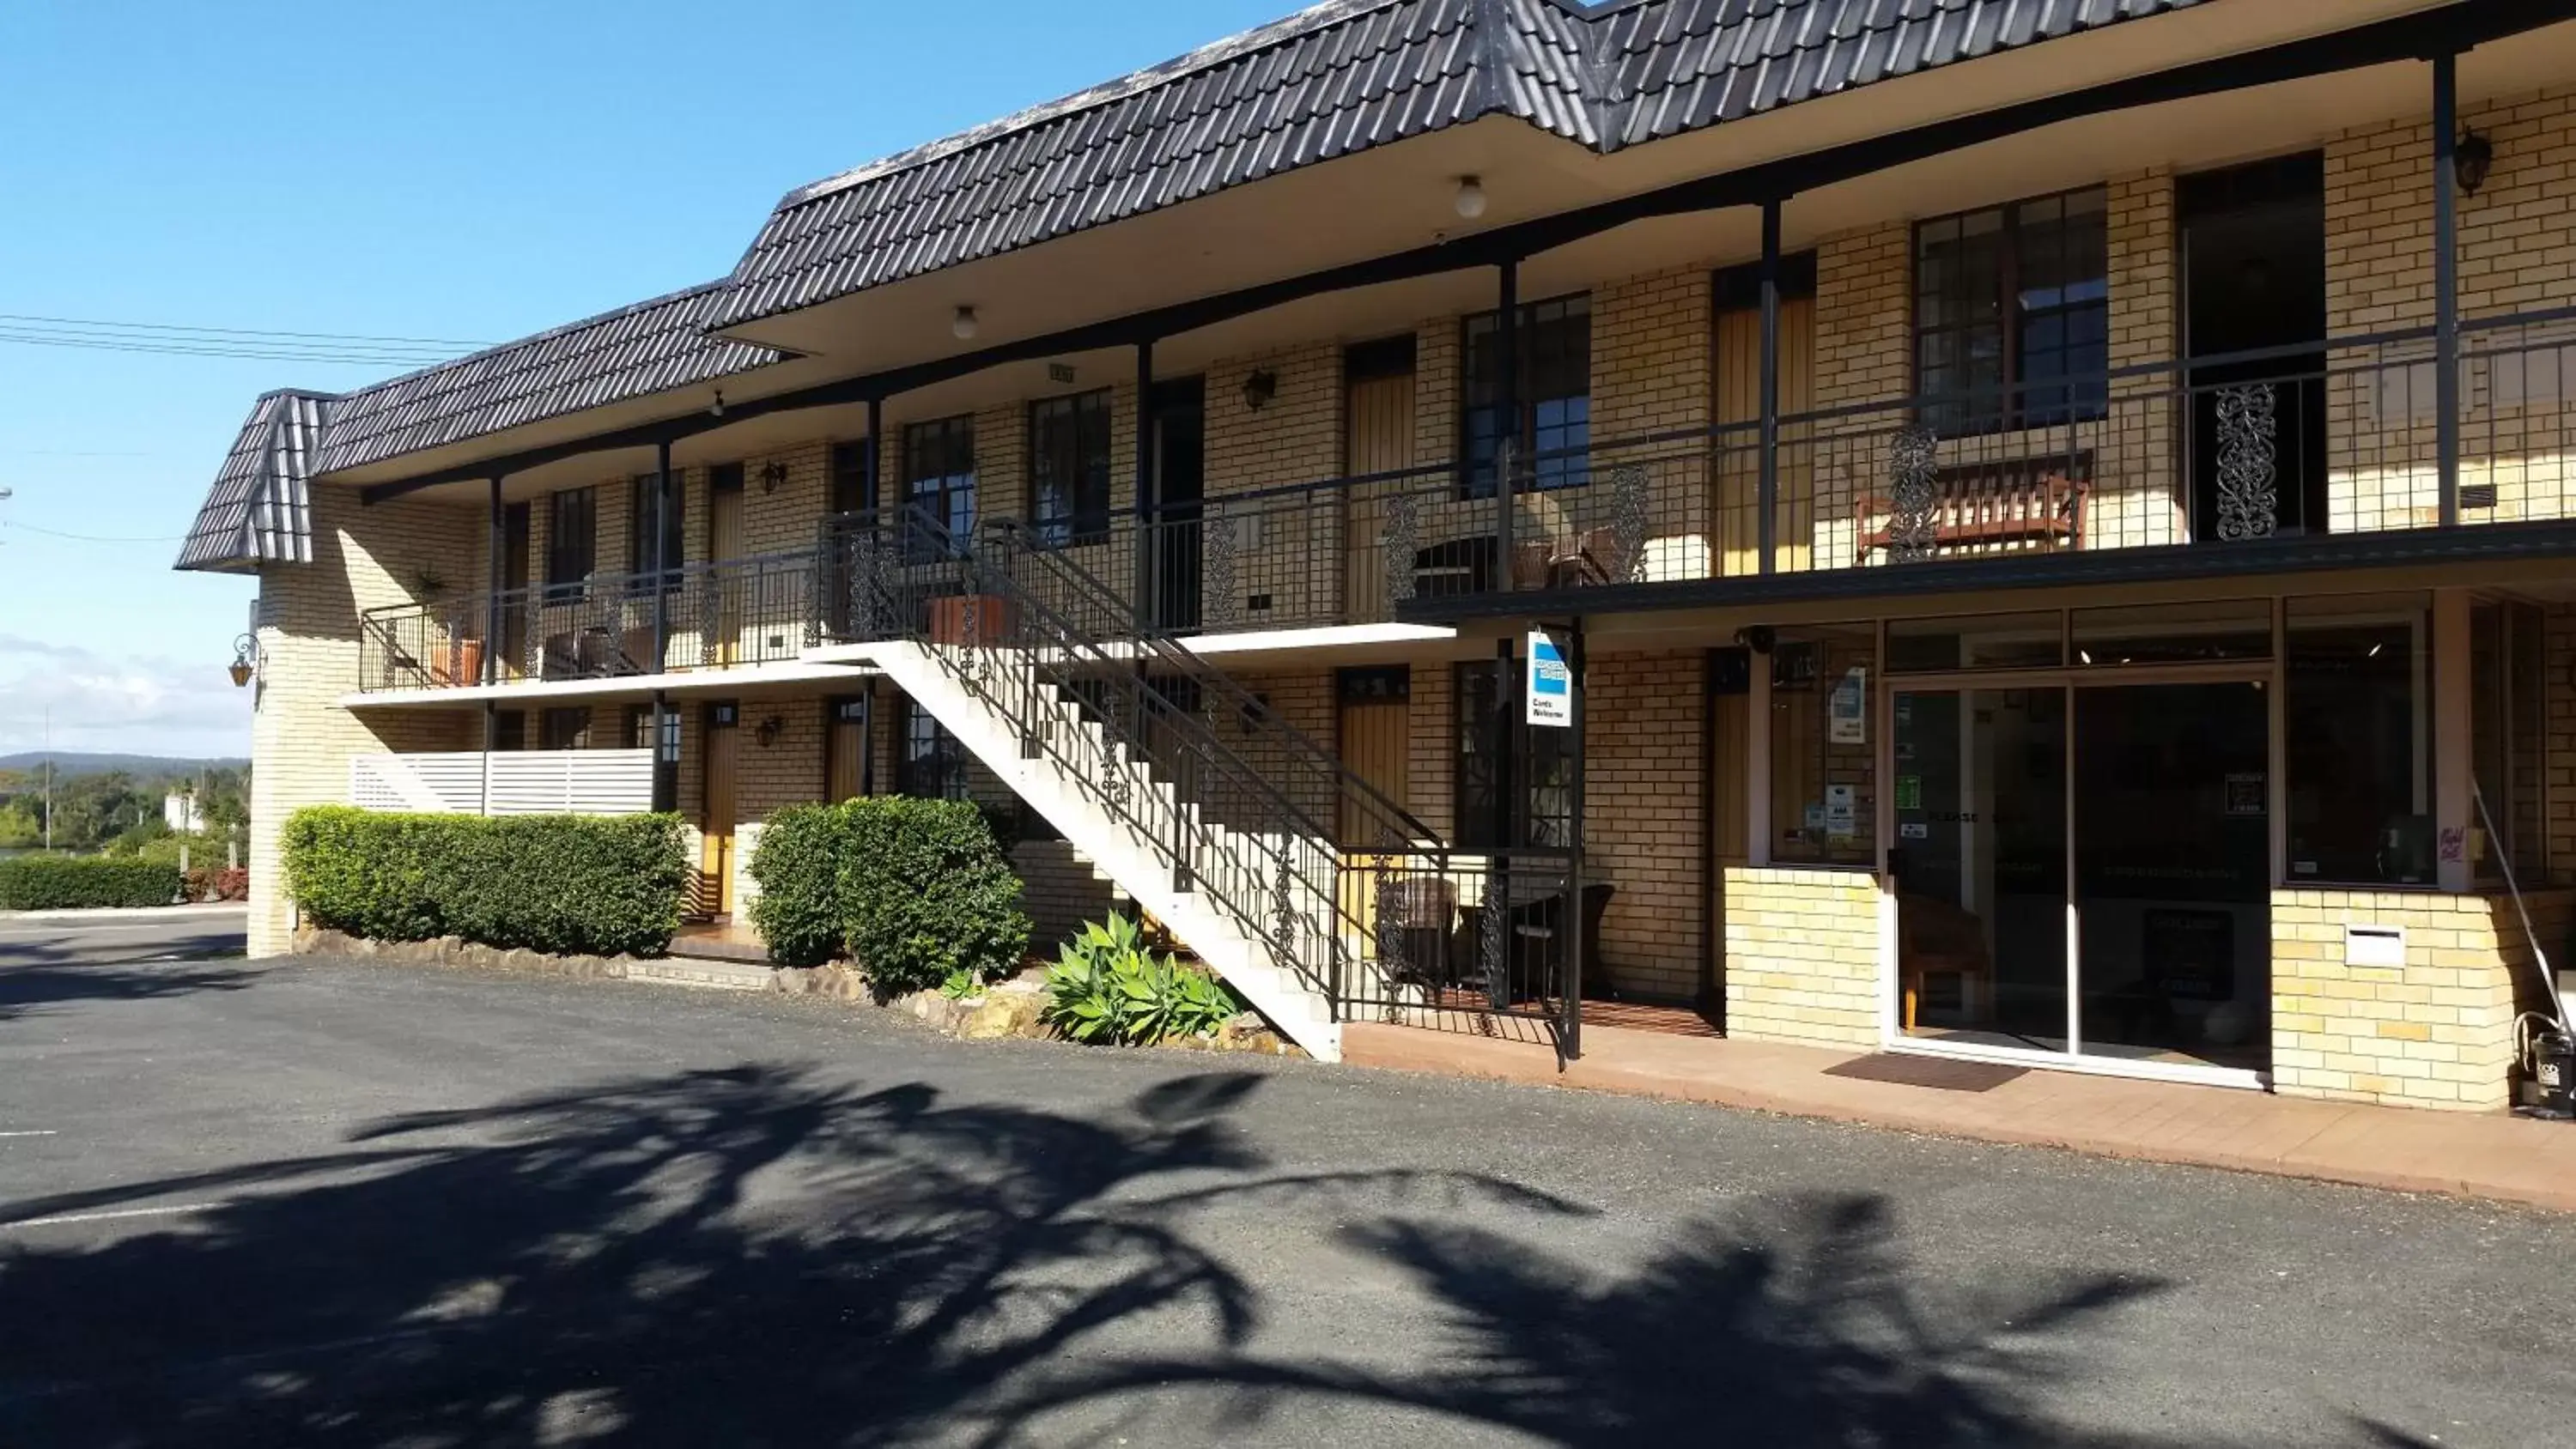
[1722, 867, 1881, 1049]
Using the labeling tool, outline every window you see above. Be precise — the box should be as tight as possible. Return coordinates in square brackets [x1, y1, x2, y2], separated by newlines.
[492, 711, 527, 752]
[828, 440, 872, 517]
[540, 707, 590, 751]
[1454, 661, 1574, 850]
[1769, 624, 1875, 867]
[629, 470, 685, 579]
[2285, 595, 2432, 885]
[1462, 294, 1590, 497]
[544, 488, 596, 600]
[1028, 391, 1114, 547]
[902, 415, 976, 559]
[1913, 187, 2108, 436]
[897, 697, 969, 801]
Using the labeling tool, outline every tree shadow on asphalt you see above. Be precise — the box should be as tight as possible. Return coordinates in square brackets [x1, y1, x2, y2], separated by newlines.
[0, 1064, 2212, 1447]
[0, 944, 256, 1022]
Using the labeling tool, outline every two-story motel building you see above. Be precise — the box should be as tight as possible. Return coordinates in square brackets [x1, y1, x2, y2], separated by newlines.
[181, 0, 2576, 1110]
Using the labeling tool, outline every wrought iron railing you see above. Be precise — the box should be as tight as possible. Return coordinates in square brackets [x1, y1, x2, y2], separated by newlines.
[817, 505, 1455, 1024]
[1333, 846, 1586, 1052]
[356, 549, 817, 692]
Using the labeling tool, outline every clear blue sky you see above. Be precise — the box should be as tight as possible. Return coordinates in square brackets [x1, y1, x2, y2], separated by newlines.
[0, 0, 1286, 761]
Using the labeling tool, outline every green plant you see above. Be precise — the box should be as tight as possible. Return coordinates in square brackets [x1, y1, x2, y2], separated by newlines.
[0, 855, 183, 911]
[939, 967, 984, 1000]
[745, 797, 1030, 997]
[1042, 914, 1245, 1046]
[744, 803, 845, 967]
[281, 806, 686, 957]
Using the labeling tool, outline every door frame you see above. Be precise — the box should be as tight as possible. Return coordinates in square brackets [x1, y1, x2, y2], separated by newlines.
[1874, 618, 2281, 1092]
[700, 701, 742, 918]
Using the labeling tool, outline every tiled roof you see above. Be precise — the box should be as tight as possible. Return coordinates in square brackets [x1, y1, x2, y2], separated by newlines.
[714, 0, 2200, 327]
[176, 390, 326, 573]
[309, 282, 790, 476]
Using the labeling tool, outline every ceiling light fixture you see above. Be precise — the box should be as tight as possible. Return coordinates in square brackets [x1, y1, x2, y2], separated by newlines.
[1454, 175, 1487, 221]
[951, 306, 980, 341]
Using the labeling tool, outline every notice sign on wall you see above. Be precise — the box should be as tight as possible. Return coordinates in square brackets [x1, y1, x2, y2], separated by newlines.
[1527, 630, 1573, 727]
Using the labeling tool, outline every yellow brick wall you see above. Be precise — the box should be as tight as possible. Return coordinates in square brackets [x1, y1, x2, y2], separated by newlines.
[1722, 866, 1881, 1048]
[1582, 650, 1705, 1000]
[247, 486, 483, 955]
[2326, 84, 2576, 531]
[2270, 888, 2564, 1111]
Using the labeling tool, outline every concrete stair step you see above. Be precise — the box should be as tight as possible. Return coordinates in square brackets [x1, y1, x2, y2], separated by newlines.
[633, 957, 775, 991]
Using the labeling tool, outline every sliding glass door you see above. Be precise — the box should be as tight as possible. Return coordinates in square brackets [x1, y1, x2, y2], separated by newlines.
[1888, 672, 2271, 1081]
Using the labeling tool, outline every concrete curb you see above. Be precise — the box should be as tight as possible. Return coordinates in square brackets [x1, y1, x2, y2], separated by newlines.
[0, 903, 250, 925]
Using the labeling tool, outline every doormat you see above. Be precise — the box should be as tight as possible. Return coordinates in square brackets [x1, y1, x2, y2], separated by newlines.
[1822, 1054, 2028, 1093]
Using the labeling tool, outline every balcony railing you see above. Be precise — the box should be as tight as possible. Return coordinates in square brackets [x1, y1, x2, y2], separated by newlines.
[356, 549, 817, 694]
[355, 306, 2576, 697]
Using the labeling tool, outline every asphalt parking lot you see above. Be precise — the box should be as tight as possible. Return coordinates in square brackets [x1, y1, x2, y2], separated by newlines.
[0, 929, 2569, 1446]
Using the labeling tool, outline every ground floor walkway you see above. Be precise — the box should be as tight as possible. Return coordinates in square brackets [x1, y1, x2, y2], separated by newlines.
[1346, 1021, 2576, 1215]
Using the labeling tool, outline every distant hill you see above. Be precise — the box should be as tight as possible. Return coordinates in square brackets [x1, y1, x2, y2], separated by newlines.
[0, 753, 248, 779]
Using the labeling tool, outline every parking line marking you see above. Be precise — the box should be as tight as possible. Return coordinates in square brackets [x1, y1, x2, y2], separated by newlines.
[3, 1202, 221, 1231]
[0, 1131, 58, 1138]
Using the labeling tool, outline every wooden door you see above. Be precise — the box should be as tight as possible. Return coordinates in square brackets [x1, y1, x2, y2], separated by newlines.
[708, 468, 747, 664]
[1343, 371, 1416, 620]
[499, 502, 532, 679]
[1337, 687, 1412, 845]
[1713, 296, 1815, 575]
[701, 711, 740, 917]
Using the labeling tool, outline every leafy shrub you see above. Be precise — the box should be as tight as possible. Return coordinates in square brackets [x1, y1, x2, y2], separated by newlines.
[0, 855, 183, 911]
[744, 797, 1030, 997]
[134, 832, 229, 870]
[744, 803, 845, 967]
[209, 867, 249, 902]
[939, 967, 984, 1000]
[1042, 914, 1244, 1046]
[282, 806, 686, 957]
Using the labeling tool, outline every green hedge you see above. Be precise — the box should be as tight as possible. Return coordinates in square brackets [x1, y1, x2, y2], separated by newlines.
[748, 797, 1030, 996]
[0, 855, 184, 911]
[282, 807, 687, 957]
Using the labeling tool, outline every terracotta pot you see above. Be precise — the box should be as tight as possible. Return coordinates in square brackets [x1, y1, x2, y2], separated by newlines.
[928, 594, 1016, 646]
[438, 638, 484, 686]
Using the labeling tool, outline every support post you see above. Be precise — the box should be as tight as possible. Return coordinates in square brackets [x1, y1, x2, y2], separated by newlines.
[652, 440, 674, 672]
[864, 397, 883, 516]
[1564, 619, 1586, 1062]
[483, 475, 505, 685]
[480, 700, 496, 816]
[1134, 338, 1156, 630]
[1495, 258, 1519, 592]
[1746, 640, 1772, 868]
[2433, 52, 2463, 528]
[1759, 198, 1783, 574]
[858, 682, 876, 797]
[2433, 590, 2473, 892]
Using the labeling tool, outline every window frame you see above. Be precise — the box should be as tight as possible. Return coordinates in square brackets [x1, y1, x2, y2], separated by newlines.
[1460, 293, 1591, 500]
[896, 696, 969, 802]
[1910, 185, 2110, 438]
[901, 415, 977, 559]
[544, 488, 596, 601]
[628, 469, 686, 583]
[1452, 659, 1574, 851]
[1026, 389, 1115, 548]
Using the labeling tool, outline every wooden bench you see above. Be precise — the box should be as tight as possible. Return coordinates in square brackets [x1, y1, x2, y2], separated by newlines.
[1860, 454, 2091, 556]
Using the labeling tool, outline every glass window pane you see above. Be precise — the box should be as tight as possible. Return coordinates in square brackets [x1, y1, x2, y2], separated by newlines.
[2072, 600, 2271, 666]
[2286, 593, 2433, 886]
[1770, 624, 1877, 866]
[1887, 612, 2064, 671]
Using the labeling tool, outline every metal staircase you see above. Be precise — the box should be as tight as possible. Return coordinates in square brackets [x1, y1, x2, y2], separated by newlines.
[817, 509, 1443, 1061]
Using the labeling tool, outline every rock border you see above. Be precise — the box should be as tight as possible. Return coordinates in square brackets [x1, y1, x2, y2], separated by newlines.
[291, 929, 1302, 1057]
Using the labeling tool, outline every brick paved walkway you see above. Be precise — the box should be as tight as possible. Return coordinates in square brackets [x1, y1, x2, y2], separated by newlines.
[1344, 1021, 2576, 1214]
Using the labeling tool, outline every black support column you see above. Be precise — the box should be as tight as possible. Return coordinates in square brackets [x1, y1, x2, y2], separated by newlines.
[864, 397, 883, 515]
[483, 475, 505, 684]
[1134, 338, 1156, 630]
[1495, 258, 1519, 592]
[2433, 52, 2463, 528]
[651, 440, 674, 669]
[1758, 198, 1783, 575]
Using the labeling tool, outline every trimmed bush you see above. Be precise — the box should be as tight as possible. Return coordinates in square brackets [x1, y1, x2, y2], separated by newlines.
[744, 803, 845, 967]
[282, 806, 687, 957]
[183, 866, 252, 903]
[0, 855, 183, 911]
[744, 797, 1029, 996]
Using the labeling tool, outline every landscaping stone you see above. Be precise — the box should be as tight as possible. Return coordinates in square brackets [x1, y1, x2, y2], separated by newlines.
[958, 985, 1047, 1041]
